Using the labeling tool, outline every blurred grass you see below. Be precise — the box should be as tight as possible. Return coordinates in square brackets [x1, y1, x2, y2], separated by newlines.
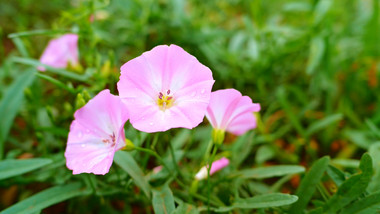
[1, 0, 380, 213]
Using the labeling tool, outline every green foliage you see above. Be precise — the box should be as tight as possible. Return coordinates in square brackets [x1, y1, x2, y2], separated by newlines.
[152, 184, 175, 214]
[113, 151, 151, 198]
[1, 0, 380, 213]
[0, 68, 36, 159]
[0, 158, 52, 180]
[324, 154, 373, 213]
[289, 156, 330, 213]
[0, 183, 90, 214]
[237, 165, 305, 179]
[212, 193, 298, 212]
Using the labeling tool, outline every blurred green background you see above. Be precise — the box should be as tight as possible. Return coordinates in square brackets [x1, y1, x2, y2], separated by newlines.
[1, 0, 380, 213]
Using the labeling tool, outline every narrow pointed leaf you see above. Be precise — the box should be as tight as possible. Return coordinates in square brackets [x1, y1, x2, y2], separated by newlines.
[340, 192, 380, 214]
[289, 156, 330, 213]
[0, 158, 52, 180]
[114, 151, 151, 198]
[306, 113, 343, 137]
[152, 184, 175, 214]
[0, 183, 89, 214]
[324, 154, 373, 213]
[0, 68, 36, 159]
[234, 193, 298, 209]
[213, 193, 298, 212]
[238, 165, 305, 179]
[171, 203, 199, 214]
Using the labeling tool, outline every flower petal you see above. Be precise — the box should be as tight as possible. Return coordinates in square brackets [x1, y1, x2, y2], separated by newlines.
[65, 89, 129, 175]
[195, 157, 230, 180]
[118, 44, 214, 132]
[226, 112, 257, 135]
[206, 89, 260, 135]
[210, 157, 230, 175]
[39, 34, 79, 71]
[206, 89, 242, 130]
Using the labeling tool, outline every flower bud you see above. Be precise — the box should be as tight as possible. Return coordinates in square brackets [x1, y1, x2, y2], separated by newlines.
[123, 139, 135, 151]
[212, 129, 225, 145]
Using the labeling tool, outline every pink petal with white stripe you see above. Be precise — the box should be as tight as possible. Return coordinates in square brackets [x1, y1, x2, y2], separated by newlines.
[195, 157, 230, 180]
[117, 44, 214, 133]
[206, 89, 260, 135]
[65, 89, 129, 175]
[39, 34, 79, 71]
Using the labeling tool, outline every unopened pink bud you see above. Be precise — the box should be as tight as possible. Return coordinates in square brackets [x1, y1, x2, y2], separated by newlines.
[195, 157, 230, 180]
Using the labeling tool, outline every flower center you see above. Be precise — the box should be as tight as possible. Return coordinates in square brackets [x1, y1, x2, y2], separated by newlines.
[157, 90, 174, 111]
[102, 132, 116, 147]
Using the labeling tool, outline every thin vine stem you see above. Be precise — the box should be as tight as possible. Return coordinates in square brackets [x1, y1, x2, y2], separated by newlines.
[207, 143, 219, 213]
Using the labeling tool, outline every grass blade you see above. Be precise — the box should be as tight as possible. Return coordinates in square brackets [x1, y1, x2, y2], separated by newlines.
[0, 158, 52, 180]
[306, 113, 343, 137]
[324, 154, 373, 213]
[114, 151, 151, 198]
[0, 68, 36, 159]
[277, 87, 307, 137]
[152, 184, 175, 214]
[237, 165, 305, 179]
[8, 29, 68, 38]
[288, 156, 330, 213]
[213, 193, 298, 212]
[0, 183, 89, 214]
[234, 193, 298, 209]
[11, 57, 89, 82]
[340, 192, 380, 214]
[35, 73, 77, 94]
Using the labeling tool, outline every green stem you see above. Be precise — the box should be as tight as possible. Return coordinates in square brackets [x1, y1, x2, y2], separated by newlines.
[133, 146, 186, 187]
[169, 141, 184, 178]
[174, 189, 224, 207]
[207, 144, 219, 213]
[134, 146, 170, 173]
[85, 174, 97, 195]
[317, 182, 331, 201]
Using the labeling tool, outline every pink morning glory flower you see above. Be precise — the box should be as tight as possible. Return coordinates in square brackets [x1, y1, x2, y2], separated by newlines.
[65, 89, 129, 175]
[38, 34, 79, 71]
[195, 157, 230, 180]
[117, 44, 215, 133]
[206, 89, 261, 137]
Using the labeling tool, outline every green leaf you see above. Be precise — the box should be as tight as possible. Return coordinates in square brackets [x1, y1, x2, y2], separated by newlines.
[343, 130, 372, 149]
[152, 184, 175, 214]
[0, 68, 36, 159]
[340, 192, 380, 214]
[331, 159, 360, 168]
[171, 203, 199, 214]
[326, 165, 346, 187]
[0, 183, 89, 214]
[0, 158, 52, 180]
[306, 36, 325, 75]
[234, 193, 298, 209]
[365, 119, 380, 139]
[324, 154, 373, 213]
[313, 0, 332, 25]
[11, 38, 29, 57]
[171, 129, 190, 150]
[11, 57, 89, 82]
[308, 207, 324, 214]
[255, 145, 275, 164]
[8, 29, 68, 38]
[306, 114, 343, 137]
[288, 156, 330, 213]
[35, 73, 77, 94]
[368, 142, 380, 193]
[114, 151, 151, 198]
[213, 193, 298, 212]
[238, 165, 305, 179]
[277, 87, 307, 137]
